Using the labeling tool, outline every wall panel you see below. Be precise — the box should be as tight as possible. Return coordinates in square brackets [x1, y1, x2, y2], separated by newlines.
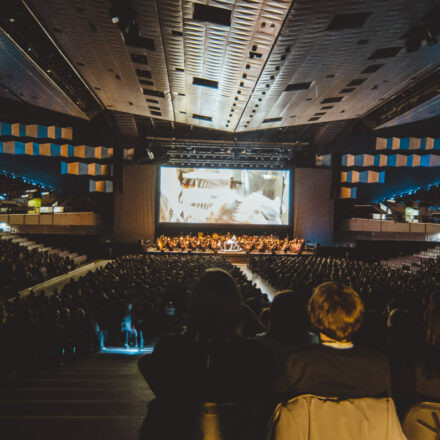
[293, 168, 334, 246]
[114, 164, 157, 243]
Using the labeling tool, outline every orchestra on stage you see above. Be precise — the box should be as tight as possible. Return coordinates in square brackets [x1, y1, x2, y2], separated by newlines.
[152, 233, 305, 254]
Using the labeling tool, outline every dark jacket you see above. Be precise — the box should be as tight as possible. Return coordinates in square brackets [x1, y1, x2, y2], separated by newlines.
[138, 333, 273, 440]
[275, 343, 391, 400]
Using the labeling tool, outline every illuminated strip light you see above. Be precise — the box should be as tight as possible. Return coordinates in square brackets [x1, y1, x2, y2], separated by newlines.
[101, 347, 154, 355]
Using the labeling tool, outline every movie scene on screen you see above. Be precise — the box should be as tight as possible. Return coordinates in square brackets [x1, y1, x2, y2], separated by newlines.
[159, 167, 290, 225]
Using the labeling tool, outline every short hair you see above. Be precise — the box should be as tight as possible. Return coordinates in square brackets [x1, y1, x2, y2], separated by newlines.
[188, 268, 242, 340]
[308, 282, 364, 341]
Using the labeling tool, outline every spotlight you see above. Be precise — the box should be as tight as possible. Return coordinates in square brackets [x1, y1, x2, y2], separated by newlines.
[111, 16, 120, 23]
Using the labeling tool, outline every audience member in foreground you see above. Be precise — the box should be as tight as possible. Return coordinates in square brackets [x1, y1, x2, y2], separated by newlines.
[260, 290, 317, 349]
[138, 268, 272, 440]
[394, 290, 440, 412]
[275, 282, 391, 399]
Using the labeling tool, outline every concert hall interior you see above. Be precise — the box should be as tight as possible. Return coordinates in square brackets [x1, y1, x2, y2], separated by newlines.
[1, 0, 440, 439]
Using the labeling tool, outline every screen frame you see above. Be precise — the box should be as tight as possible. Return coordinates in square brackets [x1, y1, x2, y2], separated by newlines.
[156, 165, 294, 231]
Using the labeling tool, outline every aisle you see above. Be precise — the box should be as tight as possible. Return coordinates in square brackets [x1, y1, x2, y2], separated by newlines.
[0, 353, 153, 440]
[19, 259, 111, 297]
[235, 264, 278, 301]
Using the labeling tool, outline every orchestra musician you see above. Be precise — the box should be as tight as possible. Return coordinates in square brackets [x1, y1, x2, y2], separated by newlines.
[154, 233, 305, 255]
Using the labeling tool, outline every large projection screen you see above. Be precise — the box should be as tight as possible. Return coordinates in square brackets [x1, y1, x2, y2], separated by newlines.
[159, 167, 291, 225]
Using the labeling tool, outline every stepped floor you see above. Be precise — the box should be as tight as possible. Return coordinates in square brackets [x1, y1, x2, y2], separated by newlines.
[0, 353, 153, 440]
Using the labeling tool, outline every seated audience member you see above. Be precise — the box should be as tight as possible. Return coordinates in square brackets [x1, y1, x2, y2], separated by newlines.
[239, 303, 266, 337]
[262, 290, 317, 349]
[138, 268, 272, 440]
[395, 291, 440, 411]
[276, 282, 391, 400]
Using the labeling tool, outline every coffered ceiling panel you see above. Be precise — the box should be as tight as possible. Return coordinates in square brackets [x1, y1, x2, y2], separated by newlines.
[28, 0, 174, 120]
[239, 0, 440, 131]
[13, 0, 440, 132]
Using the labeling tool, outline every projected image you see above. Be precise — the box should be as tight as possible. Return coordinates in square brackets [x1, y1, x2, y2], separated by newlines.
[159, 167, 290, 225]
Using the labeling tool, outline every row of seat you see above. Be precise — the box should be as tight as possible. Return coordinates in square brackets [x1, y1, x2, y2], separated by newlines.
[381, 245, 440, 270]
[0, 232, 87, 266]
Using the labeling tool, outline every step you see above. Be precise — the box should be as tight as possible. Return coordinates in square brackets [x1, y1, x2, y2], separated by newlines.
[73, 255, 88, 264]
[26, 244, 44, 250]
[10, 238, 27, 244]
[18, 241, 35, 247]
[0, 355, 151, 440]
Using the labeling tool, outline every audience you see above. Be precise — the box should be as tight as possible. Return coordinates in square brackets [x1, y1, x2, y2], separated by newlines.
[0, 238, 75, 296]
[2, 246, 440, 438]
[0, 254, 268, 377]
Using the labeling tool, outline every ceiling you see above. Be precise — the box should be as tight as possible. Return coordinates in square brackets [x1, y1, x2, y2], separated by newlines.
[0, 29, 86, 117]
[0, 0, 439, 135]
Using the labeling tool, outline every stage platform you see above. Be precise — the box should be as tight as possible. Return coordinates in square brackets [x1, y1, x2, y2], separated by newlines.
[144, 248, 313, 264]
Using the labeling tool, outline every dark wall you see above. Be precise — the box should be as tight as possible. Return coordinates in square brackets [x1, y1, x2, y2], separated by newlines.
[0, 154, 89, 193]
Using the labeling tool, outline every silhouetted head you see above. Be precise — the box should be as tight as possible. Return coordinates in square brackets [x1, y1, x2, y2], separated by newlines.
[267, 290, 308, 345]
[188, 268, 242, 341]
[425, 291, 440, 348]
